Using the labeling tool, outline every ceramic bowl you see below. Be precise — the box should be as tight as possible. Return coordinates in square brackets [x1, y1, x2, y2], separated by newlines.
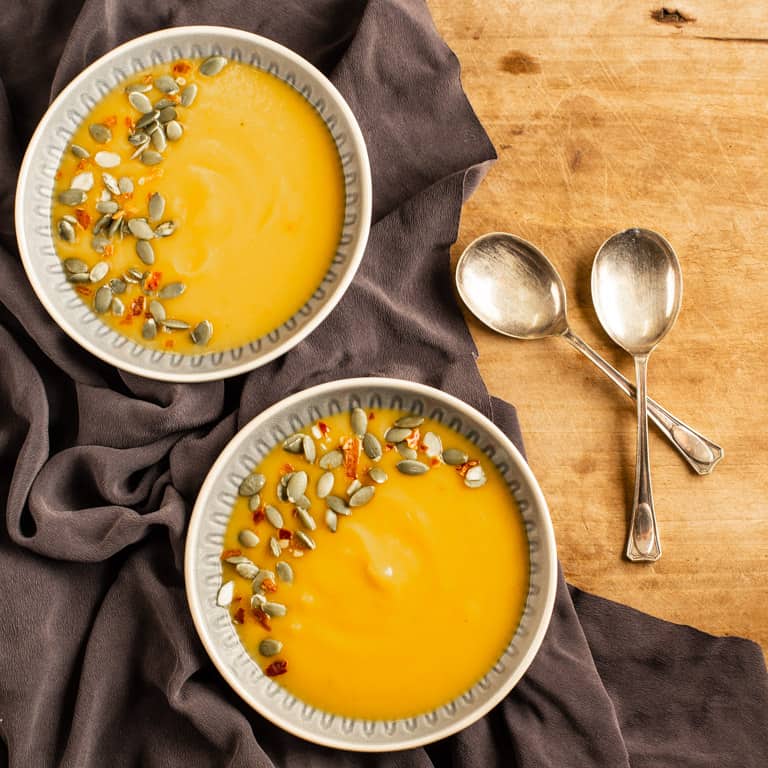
[15, 26, 371, 382]
[185, 377, 557, 750]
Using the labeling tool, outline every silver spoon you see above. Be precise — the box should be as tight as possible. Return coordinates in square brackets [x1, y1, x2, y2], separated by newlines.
[591, 228, 683, 561]
[455, 232, 722, 475]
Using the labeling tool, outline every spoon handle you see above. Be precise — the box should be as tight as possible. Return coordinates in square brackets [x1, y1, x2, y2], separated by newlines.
[563, 331, 723, 475]
[627, 355, 661, 561]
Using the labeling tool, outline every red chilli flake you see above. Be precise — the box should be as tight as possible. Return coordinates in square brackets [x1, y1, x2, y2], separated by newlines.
[342, 436, 361, 478]
[279, 463, 295, 476]
[103, 244, 114, 259]
[130, 296, 145, 316]
[368, 412, 375, 420]
[103, 115, 117, 127]
[172, 61, 192, 75]
[278, 528, 292, 540]
[221, 549, 242, 560]
[265, 660, 288, 677]
[144, 271, 162, 292]
[430, 457, 441, 467]
[164, 339, 175, 349]
[253, 608, 272, 631]
[233, 607, 245, 624]
[74, 208, 91, 229]
[405, 429, 421, 450]
[75, 286, 92, 297]
[318, 421, 330, 435]
[456, 459, 479, 478]
[252, 508, 265, 524]
[261, 578, 278, 593]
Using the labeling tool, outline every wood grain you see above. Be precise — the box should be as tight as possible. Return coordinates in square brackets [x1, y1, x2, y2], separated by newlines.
[427, 1, 768, 655]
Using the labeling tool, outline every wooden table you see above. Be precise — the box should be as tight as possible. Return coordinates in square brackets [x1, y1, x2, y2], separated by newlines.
[428, 1, 768, 656]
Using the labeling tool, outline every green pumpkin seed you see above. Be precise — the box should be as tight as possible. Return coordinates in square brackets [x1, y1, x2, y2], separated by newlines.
[109, 278, 127, 294]
[263, 601, 287, 618]
[151, 128, 167, 152]
[276, 561, 294, 583]
[396, 442, 417, 460]
[118, 176, 134, 194]
[154, 220, 176, 237]
[158, 281, 185, 299]
[71, 171, 94, 191]
[128, 91, 153, 113]
[89, 261, 109, 282]
[363, 432, 382, 461]
[94, 285, 112, 314]
[238, 529, 260, 548]
[136, 239, 155, 265]
[63, 257, 88, 274]
[422, 431, 442, 458]
[91, 236, 110, 254]
[259, 638, 282, 657]
[149, 300, 165, 323]
[161, 319, 190, 331]
[269, 536, 282, 557]
[128, 132, 148, 147]
[295, 530, 316, 550]
[368, 467, 388, 484]
[316, 471, 334, 499]
[200, 55, 228, 76]
[385, 427, 411, 443]
[351, 407, 367, 436]
[89, 123, 111, 143]
[158, 106, 177, 123]
[96, 200, 119, 215]
[58, 220, 76, 242]
[142, 317, 157, 340]
[216, 580, 234, 608]
[94, 151, 120, 168]
[318, 449, 343, 469]
[126, 82, 152, 94]
[102, 172, 121, 196]
[236, 561, 259, 580]
[58, 188, 87, 206]
[71, 144, 89, 159]
[252, 569, 275, 589]
[153, 97, 176, 111]
[107, 216, 123, 238]
[325, 509, 338, 532]
[191, 320, 213, 346]
[148, 192, 165, 222]
[91, 214, 109, 236]
[154, 74, 179, 93]
[394, 415, 424, 429]
[295, 494, 311, 510]
[127, 218, 155, 240]
[296, 507, 316, 531]
[111, 297, 125, 317]
[180, 83, 198, 106]
[135, 110, 160, 130]
[326, 495, 351, 517]
[349, 485, 375, 507]
[247, 493, 261, 511]
[396, 459, 429, 476]
[286, 471, 308, 501]
[165, 120, 183, 141]
[141, 149, 162, 166]
[302, 435, 316, 464]
[265, 505, 283, 529]
[67, 272, 90, 284]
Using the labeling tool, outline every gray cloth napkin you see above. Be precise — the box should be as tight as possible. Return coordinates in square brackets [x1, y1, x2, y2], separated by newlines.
[1, 1, 766, 766]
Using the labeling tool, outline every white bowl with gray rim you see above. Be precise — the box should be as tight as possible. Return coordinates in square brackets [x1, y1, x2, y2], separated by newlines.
[15, 26, 371, 382]
[185, 377, 557, 751]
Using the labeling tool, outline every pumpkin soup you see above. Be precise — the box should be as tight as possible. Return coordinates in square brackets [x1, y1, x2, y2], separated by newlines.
[51, 56, 345, 353]
[219, 408, 530, 720]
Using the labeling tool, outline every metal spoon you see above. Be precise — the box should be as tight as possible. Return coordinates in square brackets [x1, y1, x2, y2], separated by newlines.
[591, 228, 683, 561]
[455, 232, 722, 475]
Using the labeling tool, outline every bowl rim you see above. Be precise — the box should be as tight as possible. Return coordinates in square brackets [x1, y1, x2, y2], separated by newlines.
[14, 25, 372, 382]
[184, 376, 557, 751]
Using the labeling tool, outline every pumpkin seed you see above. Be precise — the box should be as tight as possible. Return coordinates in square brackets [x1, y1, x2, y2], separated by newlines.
[269, 536, 282, 557]
[64, 257, 88, 274]
[71, 144, 89, 159]
[89, 261, 109, 282]
[96, 200, 119, 215]
[71, 171, 94, 191]
[295, 530, 316, 550]
[165, 120, 183, 141]
[94, 151, 120, 168]
[135, 110, 160, 130]
[180, 83, 198, 106]
[252, 569, 275, 589]
[394, 415, 424, 429]
[158, 106, 177, 123]
[107, 216, 123, 238]
[67, 273, 90, 283]
[325, 509, 338, 532]
[369, 467, 388, 484]
[225, 555, 251, 567]
[136, 239, 155, 265]
[91, 236, 110, 254]
[191, 320, 213, 346]
[263, 601, 287, 618]
[149, 300, 166, 322]
[118, 176, 134, 194]
[236, 561, 259, 580]
[326, 495, 351, 516]
[151, 128, 167, 152]
[89, 123, 111, 143]
[276, 483, 287, 502]
[142, 317, 157, 340]
[286, 471, 308, 501]
[162, 319, 190, 331]
[259, 638, 282, 657]
[423, 431, 443, 458]
[296, 507, 316, 531]
[102, 172, 121, 196]
[349, 485, 375, 507]
[302, 435, 316, 464]
[58, 188, 87, 206]
[128, 91, 153, 113]
[153, 97, 176, 110]
[109, 278, 127, 294]
[61, 214, 79, 225]
[362, 432, 382, 461]
[318, 449, 343, 469]
[237, 472, 267, 496]
[200, 55, 228, 76]
[127, 218, 155, 240]
[154, 74, 179, 93]
[396, 442, 417, 460]
[158, 281, 185, 299]
[346, 479, 362, 496]
[91, 214, 109, 236]
[141, 149, 162, 166]
[295, 494, 311, 510]
[57, 219, 76, 242]
[464, 465, 487, 489]
[250, 593, 267, 609]
[94, 285, 112, 314]
[247, 493, 261, 511]
[148, 192, 165, 221]
[316, 471, 334, 499]
[216, 580, 234, 608]
[351, 407, 367, 436]
[385, 427, 411, 443]
[276, 561, 294, 583]
[126, 82, 152, 94]
[238, 529, 260, 548]
[154, 221, 176, 237]
[111, 297, 125, 316]
[265, 505, 283, 529]
[396, 459, 429, 476]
